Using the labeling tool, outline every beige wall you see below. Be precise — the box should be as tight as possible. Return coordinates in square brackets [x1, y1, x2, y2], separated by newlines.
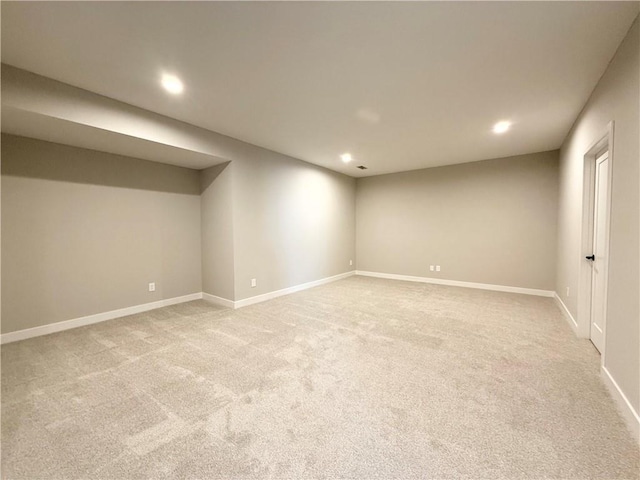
[200, 162, 235, 300]
[356, 151, 559, 290]
[1, 134, 202, 334]
[3, 131, 356, 332]
[230, 144, 356, 301]
[557, 18, 639, 412]
[4, 67, 357, 307]
[196, 133, 356, 303]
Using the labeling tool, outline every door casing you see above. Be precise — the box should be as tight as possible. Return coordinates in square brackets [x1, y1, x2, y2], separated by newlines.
[578, 121, 614, 366]
[589, 150, 610, 353]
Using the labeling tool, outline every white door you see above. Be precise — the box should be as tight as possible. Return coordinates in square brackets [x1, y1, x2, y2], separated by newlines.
[589, 151, 610, 353]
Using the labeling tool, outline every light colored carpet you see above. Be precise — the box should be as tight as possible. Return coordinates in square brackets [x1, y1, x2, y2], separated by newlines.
[2, 276, 638, 479]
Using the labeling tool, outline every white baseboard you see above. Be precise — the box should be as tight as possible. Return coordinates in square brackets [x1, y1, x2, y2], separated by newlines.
[202, 293, 235, 309]
[602, 366, 640, 443]
[355, 270, 555, 297]
[2, 272, 356, 344]
[0, 292, 203, 345]
[234, 270, 356, 309]
[553, 293, 579, 335]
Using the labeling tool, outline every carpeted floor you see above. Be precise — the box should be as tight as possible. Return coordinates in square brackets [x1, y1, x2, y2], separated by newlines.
[2, 276, 638, 479]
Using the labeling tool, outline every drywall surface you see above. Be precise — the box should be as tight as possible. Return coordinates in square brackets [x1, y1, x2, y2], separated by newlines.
[1, 134, 202, 333]
[231, 143, 356, 301]
[1, 65, 232, 169]
[557, 18, 639, 412]
[200, 162, 235, 300]
[356, 151, 559, 290]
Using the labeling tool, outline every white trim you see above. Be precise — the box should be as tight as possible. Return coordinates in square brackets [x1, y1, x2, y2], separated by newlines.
[1, 272, 357, 344]
[602, 366, 640, 443]
[578, 121, 614, 340]
[355, 270, 554, 297]
[234, 271, 356, 309]
[0, 292, 203, 344]
[589, 150, 612, 357]
[553, 293, 579, 335]
[202, 293, 235, 309]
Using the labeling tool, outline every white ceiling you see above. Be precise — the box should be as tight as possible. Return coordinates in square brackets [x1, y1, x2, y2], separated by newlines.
[2, 2, 638, 176]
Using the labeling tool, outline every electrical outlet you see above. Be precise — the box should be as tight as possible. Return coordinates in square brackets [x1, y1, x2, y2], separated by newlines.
[148, 282, 156, 292]
[251, 278, 257, 288]
[566, 287, 570, 297]
[436, 265, 441, 272]
[349, 259, 353, 266]
[429, 265, 434, 272]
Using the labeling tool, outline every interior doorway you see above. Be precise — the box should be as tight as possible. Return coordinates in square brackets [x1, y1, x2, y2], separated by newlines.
[587, 150, 610, 353]
[578, 121, 614, 357]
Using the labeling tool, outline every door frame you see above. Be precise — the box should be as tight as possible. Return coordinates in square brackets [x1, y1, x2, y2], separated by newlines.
[578, 121, 614, 365]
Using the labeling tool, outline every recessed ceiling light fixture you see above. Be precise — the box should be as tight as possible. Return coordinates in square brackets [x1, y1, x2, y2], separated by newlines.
[493, 120, 511, 134]
[161, 74, 184, 95]
[340, 153, 353, 163]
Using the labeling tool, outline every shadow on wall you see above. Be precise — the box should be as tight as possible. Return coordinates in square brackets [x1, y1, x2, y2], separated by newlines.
[200, 161, 231, 194]
[1, 133, 202, 195]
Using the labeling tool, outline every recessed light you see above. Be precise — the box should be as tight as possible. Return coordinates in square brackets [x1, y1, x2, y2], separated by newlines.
[161, 74, 184, 95]
[493, 121, 511, 134]
[340, 153, 353, 163]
